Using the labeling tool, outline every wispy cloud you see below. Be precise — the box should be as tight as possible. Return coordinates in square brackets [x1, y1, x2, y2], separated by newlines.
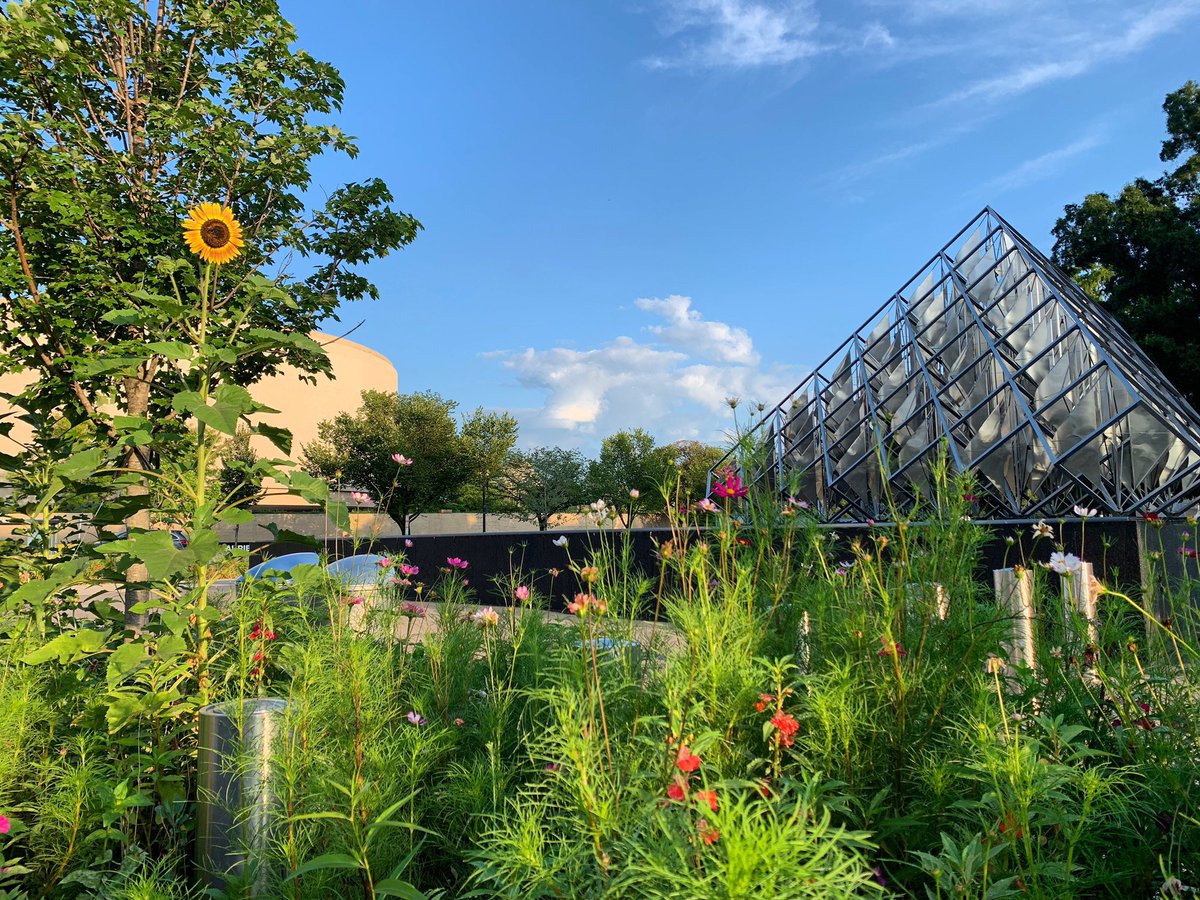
[976, 129, 1108, 196]
[644, 0, 890, 69]
[492, 296, 797, 449]
[822, 115, 996, 189]
[931, 2, 1200, 106]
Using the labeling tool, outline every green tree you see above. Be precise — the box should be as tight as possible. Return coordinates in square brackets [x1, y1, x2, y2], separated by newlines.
[1052, 81, 1200, 409]
[586, 428, 669, 526]
[303, 390, 472, 534]
[459, 408, 519, 531]
[500, 446, 587, 531]
[0, 0, 420, 619]
[663, 439, 726, 506]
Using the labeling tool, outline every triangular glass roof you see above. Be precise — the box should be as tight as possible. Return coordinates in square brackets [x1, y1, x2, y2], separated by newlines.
[717, 207, 1200, 521]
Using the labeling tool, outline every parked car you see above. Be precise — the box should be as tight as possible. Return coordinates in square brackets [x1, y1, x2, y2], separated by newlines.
[109, 528, 190, 550]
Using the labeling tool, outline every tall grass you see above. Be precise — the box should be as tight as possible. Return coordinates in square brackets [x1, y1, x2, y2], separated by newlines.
[1, 466, 1198, 898]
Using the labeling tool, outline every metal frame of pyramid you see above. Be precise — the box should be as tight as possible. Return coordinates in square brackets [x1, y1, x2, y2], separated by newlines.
[714, 207, 1200, 521]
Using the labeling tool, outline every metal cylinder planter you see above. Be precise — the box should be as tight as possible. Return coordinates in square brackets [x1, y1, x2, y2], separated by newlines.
[195, 698, 289, 896]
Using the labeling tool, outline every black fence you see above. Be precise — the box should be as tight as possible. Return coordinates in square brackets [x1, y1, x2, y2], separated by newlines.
[234, 519, 1153, 612]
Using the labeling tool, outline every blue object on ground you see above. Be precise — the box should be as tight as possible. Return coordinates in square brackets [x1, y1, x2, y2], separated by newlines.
[242, 552, 321, 582]
[324, 554, 387, 586]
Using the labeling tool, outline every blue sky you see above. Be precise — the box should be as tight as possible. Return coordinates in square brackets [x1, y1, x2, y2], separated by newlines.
[283, 0, 1199, 455]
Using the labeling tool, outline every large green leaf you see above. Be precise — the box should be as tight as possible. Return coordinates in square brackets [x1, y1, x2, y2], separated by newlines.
[23, 628, 110, 665]
[106, 640, 149, 687]
[56, 447, 106, 481]
[146, 341, 193, 360]
[173, 384, 278, 436]
[127, 530, 187, 580]
[252, 422, 293, 456]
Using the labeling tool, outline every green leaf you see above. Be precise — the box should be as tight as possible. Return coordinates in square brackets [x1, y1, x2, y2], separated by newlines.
[146, 341, 193, 360]
[106, 694, 145, 732]
[156, 632, 187, 662]
[375, 880, 431, 899]
[252, 422, 293, 456]
[285, 852, 362, 881]
[101, 308, 144, 325]
[93, 493, 158, 526]
[106, 640, 149, 687]
[127, 531, 187, 581]
[216, 506, 254, 525]
[57, 447, 105, 481]
[23, 628, 110, 665]
[174, 384, 278, 436]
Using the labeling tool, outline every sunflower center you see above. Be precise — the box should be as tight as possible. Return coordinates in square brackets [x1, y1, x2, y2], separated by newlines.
[200, 219, 231, 249]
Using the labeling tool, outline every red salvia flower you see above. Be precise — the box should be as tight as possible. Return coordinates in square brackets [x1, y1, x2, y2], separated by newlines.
[667, 774, 688, 802]
[770, 711, 799, 737]
[755, 693, 775, 712]
[675, 744, 702, 773]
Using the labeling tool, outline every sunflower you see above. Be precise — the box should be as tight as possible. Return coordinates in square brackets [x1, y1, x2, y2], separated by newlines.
[182, 202, 244, 265]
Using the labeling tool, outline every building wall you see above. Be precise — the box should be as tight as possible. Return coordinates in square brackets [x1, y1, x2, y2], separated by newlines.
[0, 331, 398, 507]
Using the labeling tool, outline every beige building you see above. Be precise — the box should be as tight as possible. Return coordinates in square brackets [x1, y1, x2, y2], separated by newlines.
[0, 331, 397, 508]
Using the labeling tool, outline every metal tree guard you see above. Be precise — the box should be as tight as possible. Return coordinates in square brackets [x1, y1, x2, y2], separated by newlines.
[712, 207, 1200, 521]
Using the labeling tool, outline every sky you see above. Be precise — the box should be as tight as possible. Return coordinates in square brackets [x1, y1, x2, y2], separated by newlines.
[281, 0, 1199, 456]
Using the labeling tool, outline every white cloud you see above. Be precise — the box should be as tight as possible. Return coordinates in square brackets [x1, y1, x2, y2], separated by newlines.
[976, 129, 1108, 195]
[636, 294, 759, 365]
[931, 2, 1200, 106]
[492, 297, 799, 451]
[645, 0, 824, 69]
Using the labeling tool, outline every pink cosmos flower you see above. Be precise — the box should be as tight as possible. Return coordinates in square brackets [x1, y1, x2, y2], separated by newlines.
[346, 596, 365, 606]
[514, 585, 530, 602]
[406, 711, 426, 726]
[0, 813, 10, 834]
[405, 538, 414, 548]
[350, 491, 371, 504]
[567, 593, 607, 616]
[711, 474, 748, 499]
[696, 498, 719, 513]
[400, 602, 426, 618]
[392, 453, 414, 466]
[447, 557, 469, 570]
[377, 557, 393, 568]
[473, 607, 499, 628]
[629, 488, 640, 499]
[400, 563, 420, 576]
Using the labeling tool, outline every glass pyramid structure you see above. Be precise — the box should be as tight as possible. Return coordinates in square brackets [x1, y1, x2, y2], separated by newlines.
[719, 207, 1200, 521]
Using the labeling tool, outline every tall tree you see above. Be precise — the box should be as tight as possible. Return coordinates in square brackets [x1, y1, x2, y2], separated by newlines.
[459, 408, 519, 531]
[303, 390, 471, 534]
[586, 428, 668, 526]
[0, 0, 420, 619]
[500, 446, 587, 531]
[663, 440, 726, 506]
[1052, 81, 1200, 409]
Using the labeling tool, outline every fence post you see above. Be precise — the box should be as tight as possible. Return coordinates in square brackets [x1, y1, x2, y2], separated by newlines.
[1061, 561, 1099, 644]
[993, 567, 1035, 672]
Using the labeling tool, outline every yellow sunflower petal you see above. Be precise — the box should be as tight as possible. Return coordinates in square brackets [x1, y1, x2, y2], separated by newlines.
[181, 202, 243, 265]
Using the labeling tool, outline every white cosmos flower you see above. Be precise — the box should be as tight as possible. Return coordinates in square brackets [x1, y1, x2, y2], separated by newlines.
[552, 535, 569, 548]
[1048, 551, 1082, 574]
[1073, 504, 1099, 519]
[1031, 520, 1054, 539]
